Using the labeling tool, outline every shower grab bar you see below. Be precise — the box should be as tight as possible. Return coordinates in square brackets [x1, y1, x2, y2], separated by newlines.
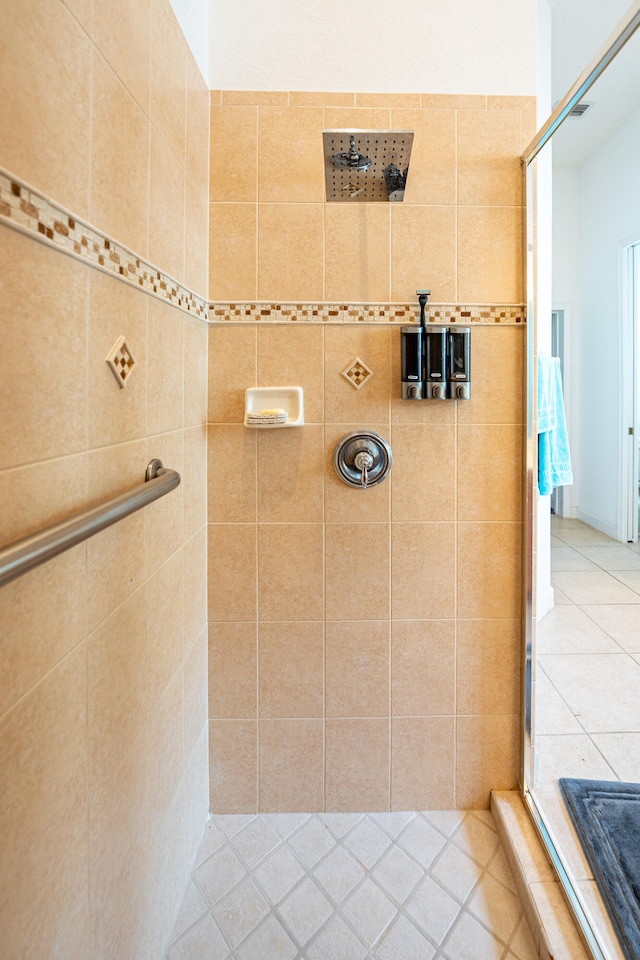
[0, 458, 180, 589]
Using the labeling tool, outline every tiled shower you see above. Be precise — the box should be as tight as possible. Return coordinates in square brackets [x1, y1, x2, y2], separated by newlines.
[0, 0, 532, 956]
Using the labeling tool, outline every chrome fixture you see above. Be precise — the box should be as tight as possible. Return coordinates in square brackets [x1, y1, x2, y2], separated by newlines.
[0, 459, 180, 588]
[333, 431, 392, 488]
[323, 130, 414, 202]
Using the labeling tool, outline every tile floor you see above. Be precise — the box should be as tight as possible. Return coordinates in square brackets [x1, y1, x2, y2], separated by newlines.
[165, 810, 538, 960]
[534, 514, 640, 960]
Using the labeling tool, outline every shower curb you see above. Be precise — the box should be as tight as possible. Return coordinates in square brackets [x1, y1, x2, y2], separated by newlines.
[491, 791, 592, 960]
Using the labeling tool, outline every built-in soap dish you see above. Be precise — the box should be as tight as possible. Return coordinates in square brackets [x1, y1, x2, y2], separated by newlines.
[244, 386, 304, 428]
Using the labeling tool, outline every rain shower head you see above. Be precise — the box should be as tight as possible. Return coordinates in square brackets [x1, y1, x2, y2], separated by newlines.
[323, 129, 414, 202]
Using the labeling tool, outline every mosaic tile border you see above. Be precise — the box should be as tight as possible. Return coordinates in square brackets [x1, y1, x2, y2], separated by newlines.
[209, 302, 526, 324]
[0, 167, 208, 322]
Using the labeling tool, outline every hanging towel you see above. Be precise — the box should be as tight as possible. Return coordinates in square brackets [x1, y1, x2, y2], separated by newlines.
[538, 353, 573, 496]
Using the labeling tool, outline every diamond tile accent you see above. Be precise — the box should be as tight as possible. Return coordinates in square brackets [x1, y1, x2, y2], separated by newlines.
[165, 811, 538, 960]
[341, 356, 373, 390]
[106, 335, 136, 388]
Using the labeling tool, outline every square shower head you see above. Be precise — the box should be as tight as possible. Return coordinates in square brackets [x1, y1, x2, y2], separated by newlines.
[323, 129, 414, 202]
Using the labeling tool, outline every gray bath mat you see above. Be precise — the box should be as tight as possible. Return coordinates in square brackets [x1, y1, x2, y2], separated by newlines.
[559, 778, 640, 960]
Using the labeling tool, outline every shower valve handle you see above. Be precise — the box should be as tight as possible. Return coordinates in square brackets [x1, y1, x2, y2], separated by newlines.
[354, 450, 374, 487]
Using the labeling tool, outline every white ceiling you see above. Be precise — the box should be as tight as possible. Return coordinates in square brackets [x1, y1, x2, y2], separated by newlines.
[548, 0, 640, 166]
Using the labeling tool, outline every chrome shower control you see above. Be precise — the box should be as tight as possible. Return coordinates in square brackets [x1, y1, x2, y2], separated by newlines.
[333, 431, 392, 488]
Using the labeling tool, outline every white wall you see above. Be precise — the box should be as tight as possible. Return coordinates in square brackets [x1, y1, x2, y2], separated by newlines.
[170, 0, 209, 79]
[574, 103, 640, 536]
[209, 0, 537, 93]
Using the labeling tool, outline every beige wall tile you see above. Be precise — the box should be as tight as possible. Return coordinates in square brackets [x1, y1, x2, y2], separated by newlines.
[259, 622, 324, 717]
[0, 454, 87, 545]
[391, 620, 455, 716]
[209, 203, 257, 300]
[223, 91, 288, 105]
[325, 423, 391, 523]
[258, 523, 324, 620]
[185, 53, 210, 192]
[257, 425, 324, 522]
[88, 270, 148, 449]
[457, 327, 525, 425]
[421, 94, 487, 109]
[147, 786, 189, 960]
[458, 206, 524, 303]
[325, 204, 391, 302]
[326, 718, 390, 811]
[184, 316, 209, 429]
[258, 204, 323, 301]
[0, 231, 88, 470]
[457, 620, 521, 716]
[185, 175, 209, 297]
[391, 205, 456, 302]
[149, 0, 186, 165]
[391, 109, 456, 205]
[209, 622, 257, 718]
[326, 523, 390, 621]
[208, 325, 257, 424]
[290, 92, 355, 106]
[91, 49, 150, 257]
[210, 720, 257, 812]
[146, 551, 184, 700]
[0, 546, 86, 718]
[357, 93, 421, 108]
[208, 425, 257, 522]
[183, 629, 208, 767]
[88, 589, 150, 777]
[457, 522, 521, 619]
[391, 423, 455, 521]
[258, 325, 323, 423]
[391, 523, 455, 619]
[149, 126, 186, 284]
[183, 527, 208, 652]
[457, 424, 523, 522]
[0, 646, 90, 960]
[391, 717, 455, 809]
[456, 715, 519, 808]
[326, 620, 390, 718]
[258, 106, 325, 202]
[210, 90, 223, 105]
[145, 431, 184, 573]
[210, 105, 257, 201]
[323, 107, 392, 129]
[92, 0, 151, 112]
[0, 0, 91, 218]
[488, 95, 537, 111]
[86, 439, 147, 630]
[183, 423, 208, 539]
[146, 667, 185, 822]
[147, 298, 185, 435]
[89, 727, 149, 960]
[259, 719, 324, 811]
[324, 326, 391, 424]
[457, 110, 523, 206]
[208, 523, 257, 621]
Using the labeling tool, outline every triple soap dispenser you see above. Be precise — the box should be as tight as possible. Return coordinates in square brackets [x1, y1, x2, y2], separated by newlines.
[401, 291, 471, 401]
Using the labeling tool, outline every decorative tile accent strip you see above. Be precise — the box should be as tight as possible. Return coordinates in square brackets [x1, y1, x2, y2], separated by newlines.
[0, 167, 208, 322]
[342, 357, 374, 390]
[106, 335, 136, 388]
[209, 303, 525, 324]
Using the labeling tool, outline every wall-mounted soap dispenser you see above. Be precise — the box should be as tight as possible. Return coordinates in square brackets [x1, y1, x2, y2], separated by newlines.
[400, 292, 471, 401]
[447, 328, 471, 399]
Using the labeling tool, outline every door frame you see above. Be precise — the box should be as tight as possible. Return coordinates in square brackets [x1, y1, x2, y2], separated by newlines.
[619, 236, 640, 542]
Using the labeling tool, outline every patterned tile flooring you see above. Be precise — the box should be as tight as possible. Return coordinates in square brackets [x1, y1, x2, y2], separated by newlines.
[165, 810, 538, 960]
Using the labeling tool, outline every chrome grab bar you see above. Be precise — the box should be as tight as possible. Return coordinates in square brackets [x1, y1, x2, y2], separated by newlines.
[0, 458, 180, 589]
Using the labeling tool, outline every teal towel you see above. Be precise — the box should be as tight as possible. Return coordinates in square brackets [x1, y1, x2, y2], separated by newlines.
[538, 353, 573, 496]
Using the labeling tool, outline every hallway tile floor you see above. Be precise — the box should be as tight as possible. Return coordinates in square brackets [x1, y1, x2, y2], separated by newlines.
[165, 810, 538, 960]
[534, 515, 640, 960]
